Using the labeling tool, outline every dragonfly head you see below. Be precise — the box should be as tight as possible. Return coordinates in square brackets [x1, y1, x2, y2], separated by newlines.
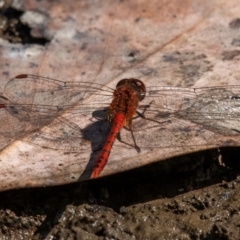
[116, 78, 146, 101]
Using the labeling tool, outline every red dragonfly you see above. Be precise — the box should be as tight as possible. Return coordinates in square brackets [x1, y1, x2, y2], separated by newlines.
[1, 74, 240, 178]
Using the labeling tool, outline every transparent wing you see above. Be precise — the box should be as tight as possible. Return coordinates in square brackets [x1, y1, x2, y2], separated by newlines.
[128, 85, 240, 148]
[0, 74, 113, 150]
[142, 85, 240, 135]
[1, 74, 240, 151]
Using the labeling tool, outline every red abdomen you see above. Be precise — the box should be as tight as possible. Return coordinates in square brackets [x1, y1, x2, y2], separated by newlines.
[91, 112, 125, 178]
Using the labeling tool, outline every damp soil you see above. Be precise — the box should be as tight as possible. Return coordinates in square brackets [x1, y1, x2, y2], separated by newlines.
[0, 147, 240, 239]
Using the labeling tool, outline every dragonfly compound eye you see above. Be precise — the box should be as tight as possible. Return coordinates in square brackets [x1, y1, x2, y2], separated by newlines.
[116, 79, 128, 88]
[130, 79, 146, 101]
[116, 78, 146, 101]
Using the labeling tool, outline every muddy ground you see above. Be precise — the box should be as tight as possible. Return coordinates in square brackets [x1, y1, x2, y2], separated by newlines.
[0, 147, 240, 239]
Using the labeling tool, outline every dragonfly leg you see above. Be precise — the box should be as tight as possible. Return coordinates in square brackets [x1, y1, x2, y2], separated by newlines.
[140, 100, 155, 115]
[136, 110, 171, 125]
[116, 129, 140, 153]
[129, 125, 141, 152]
[135, 100, 171, 124]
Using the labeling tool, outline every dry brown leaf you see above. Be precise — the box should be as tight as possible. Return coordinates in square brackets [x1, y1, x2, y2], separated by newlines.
[0, 0, 240, 191]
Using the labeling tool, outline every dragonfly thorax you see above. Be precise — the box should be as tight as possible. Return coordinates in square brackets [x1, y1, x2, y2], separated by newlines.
[107, 78, 146, 124]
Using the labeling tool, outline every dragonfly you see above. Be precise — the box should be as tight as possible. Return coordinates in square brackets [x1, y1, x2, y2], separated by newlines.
[1, 74, 240, 178]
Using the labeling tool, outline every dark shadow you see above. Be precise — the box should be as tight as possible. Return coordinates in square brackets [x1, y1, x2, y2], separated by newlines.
[78, 151, 100, 180]
[0, 88, 240, 238]
[78, 112, 111, 180]
[0, 147, 239, 238]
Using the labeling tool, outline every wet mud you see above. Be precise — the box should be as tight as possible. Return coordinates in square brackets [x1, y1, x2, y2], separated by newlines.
[0, 147, 240, 239]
